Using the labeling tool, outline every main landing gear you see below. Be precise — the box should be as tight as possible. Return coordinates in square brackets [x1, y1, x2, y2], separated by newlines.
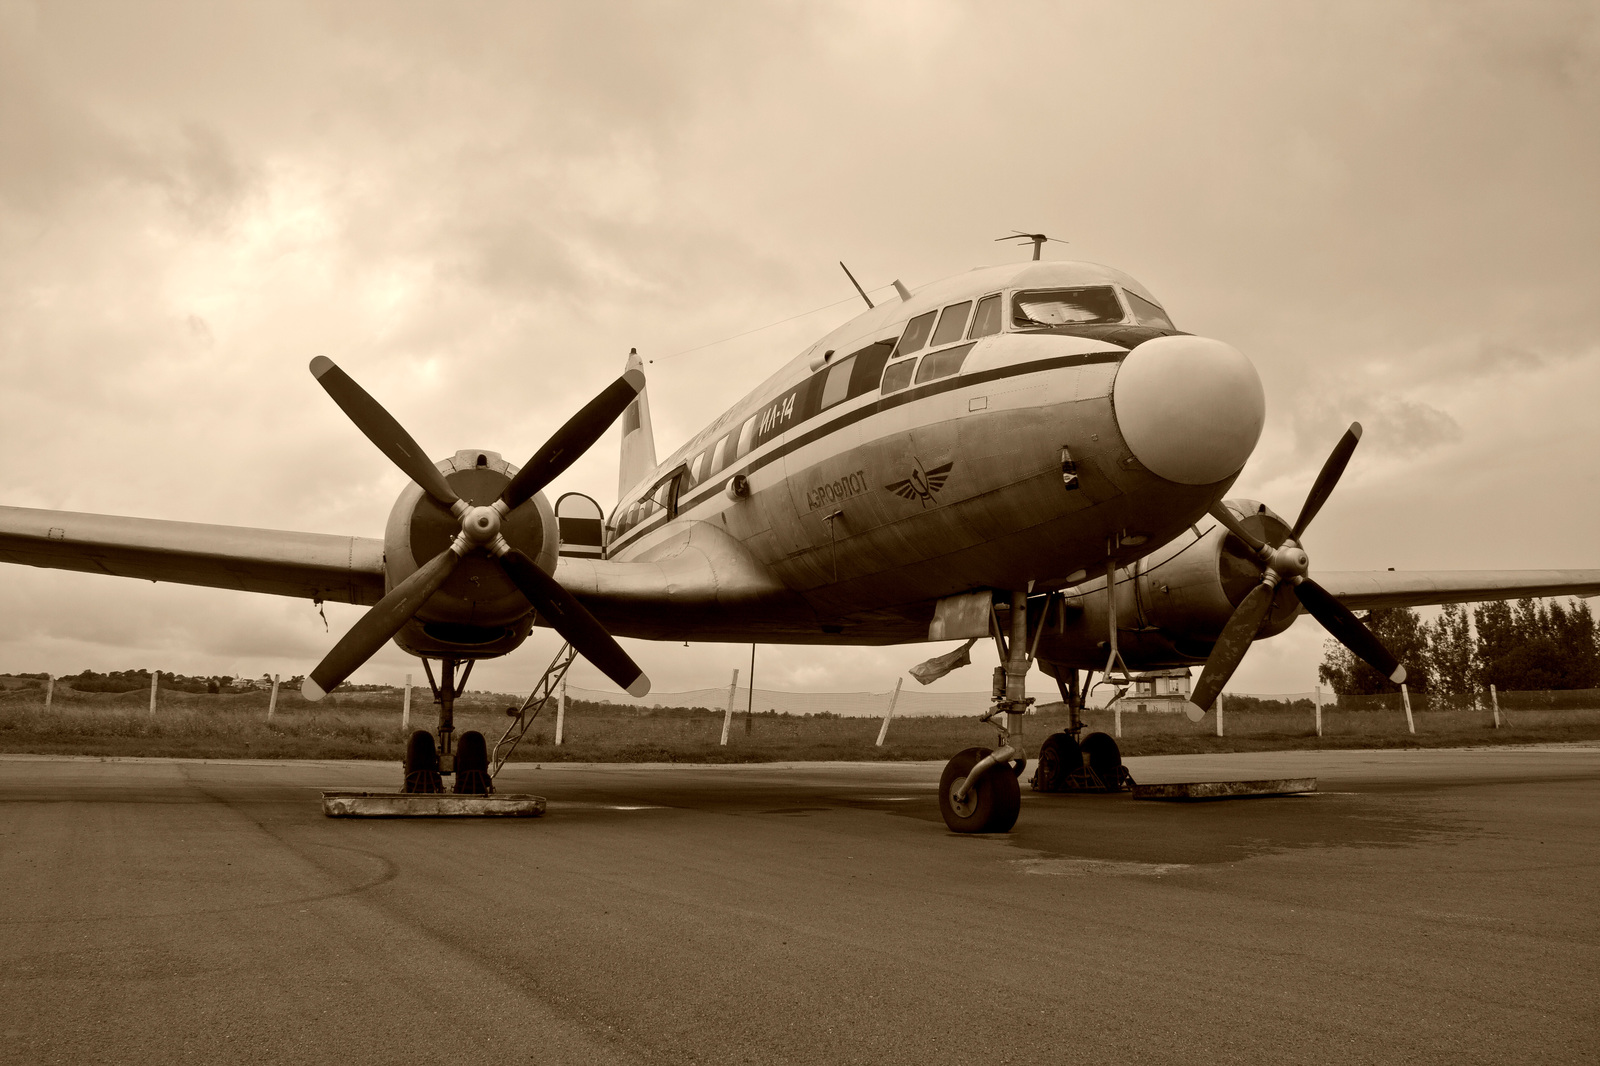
[403, 656, 492, 796]
[1029, 667, 1132, 794]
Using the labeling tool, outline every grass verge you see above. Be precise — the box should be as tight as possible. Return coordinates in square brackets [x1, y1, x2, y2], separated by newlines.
[2, 688, 1598, 763]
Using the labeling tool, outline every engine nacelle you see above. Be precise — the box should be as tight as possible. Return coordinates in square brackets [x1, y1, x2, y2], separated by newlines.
[1037, 499, 1302, 671]
[383, 449, 559, 659]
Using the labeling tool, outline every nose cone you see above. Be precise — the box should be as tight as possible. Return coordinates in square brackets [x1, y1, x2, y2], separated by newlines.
[1112, 335, 1265, 485]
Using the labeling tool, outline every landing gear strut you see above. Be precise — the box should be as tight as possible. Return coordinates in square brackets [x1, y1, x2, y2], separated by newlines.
[938, 589, 1045, 834]
[1031, 666, 1133, 794]
[403, 656, 492, 796]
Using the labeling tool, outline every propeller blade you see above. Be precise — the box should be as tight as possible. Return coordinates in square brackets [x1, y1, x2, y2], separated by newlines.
[496, 547, 650, 697]
[1293, 577, 1406, 684]
[1185, 582, 1276, 718]
[1208, 502, 1269, 555]
[1291, 422, 1362, 540]
[310, 356, 461, 509]
[499, 369, 646, 512]
[303, 548, 463, 700]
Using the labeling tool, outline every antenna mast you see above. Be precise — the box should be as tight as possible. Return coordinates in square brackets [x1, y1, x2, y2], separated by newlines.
[838, 261, 874, 309]
[994, 231, 1065, 261]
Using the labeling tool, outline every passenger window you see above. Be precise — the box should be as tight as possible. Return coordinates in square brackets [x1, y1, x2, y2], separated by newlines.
[968, 294, 1002, 338]
[881, 359, 917, 394]
[819, 356, 855, 410]
[929, 301, 972, 347]
[707, 433, 732, 476]
[914, 342, 974, 384]
[892, 311, 936, 357]
[735, 413, 759, 458]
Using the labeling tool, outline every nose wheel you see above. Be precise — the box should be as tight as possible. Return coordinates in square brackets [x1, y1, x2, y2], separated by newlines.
[939, 747, 1021, 833]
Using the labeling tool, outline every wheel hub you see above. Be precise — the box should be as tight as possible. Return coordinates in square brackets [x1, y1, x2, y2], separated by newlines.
[948, 779, 978, 818]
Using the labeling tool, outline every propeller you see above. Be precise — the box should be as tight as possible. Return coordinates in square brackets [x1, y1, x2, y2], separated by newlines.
[1182, 422, 1405, 722]
[301, 357, 650, 701]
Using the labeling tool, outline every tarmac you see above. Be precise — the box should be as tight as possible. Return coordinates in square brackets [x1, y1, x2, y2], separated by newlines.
[1, 745, 1596, 1064]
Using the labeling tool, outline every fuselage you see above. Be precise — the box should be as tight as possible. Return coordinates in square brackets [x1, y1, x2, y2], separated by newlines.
[375, 259, 1266, 661]
[601, 259, 1264, 644]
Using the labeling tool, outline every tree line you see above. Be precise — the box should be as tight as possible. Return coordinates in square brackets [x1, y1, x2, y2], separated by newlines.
[1319, 597, 1599, 696]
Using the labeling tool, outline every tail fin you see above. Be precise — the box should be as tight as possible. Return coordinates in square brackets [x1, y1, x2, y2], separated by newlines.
[617, 348, 657, 500]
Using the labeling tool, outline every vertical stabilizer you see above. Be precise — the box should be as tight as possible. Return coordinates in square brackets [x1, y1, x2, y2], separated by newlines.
[617, 348, 657, 499]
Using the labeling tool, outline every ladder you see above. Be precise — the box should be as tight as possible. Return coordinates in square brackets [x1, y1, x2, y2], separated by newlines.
[490, 642, 577, 777]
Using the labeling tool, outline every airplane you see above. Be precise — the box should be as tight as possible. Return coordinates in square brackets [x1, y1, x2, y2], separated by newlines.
[3, 250, 1598, 832]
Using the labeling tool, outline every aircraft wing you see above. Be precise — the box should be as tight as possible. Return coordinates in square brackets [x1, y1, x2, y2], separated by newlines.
[1314, 569, 1600, 611]
[0, 505, 387, 605]
[556, 520, 815, 640]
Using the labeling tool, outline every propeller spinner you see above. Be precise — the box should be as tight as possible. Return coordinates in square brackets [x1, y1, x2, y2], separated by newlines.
[301, 357, 650, 701]
[1182, 423, 1405, 721]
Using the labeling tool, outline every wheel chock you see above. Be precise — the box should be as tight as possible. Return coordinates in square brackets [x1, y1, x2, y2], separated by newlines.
[321, 791, 547, 817]
[1130, 778, 1316, 801]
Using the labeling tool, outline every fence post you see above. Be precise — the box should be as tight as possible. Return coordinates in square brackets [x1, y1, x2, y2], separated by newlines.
[1490, 683, 1500, 729]
[1114, 699, 1123, 739]
[149, 671, 158, 716]
[1401, 683, 1415, 734]
[44, 674, 53, 710]
[266, 674, 280, 721]
[1216, 692, 1224, 737]
[720, 669, 739, 746]
[402, 673, 412, 731]
[875, 677, 903, 747]
[555, 679, 566, 746]
[1313, 684, 1324, 737]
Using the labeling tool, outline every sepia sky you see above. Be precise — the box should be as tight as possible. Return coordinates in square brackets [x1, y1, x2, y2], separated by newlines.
[1, 0, 1597, 702]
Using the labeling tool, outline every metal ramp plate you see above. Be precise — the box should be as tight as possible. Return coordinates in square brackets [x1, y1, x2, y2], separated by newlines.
[322, 791, 547, 818]
[1130, 778, 1317, 801]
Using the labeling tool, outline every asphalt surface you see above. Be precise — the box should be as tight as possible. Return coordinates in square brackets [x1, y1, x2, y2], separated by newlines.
[1, 746, 1596, 1065]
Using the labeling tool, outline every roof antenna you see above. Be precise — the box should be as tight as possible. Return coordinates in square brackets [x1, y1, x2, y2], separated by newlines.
[994, 231, 1066, 261]
[838, 262, 874, 309]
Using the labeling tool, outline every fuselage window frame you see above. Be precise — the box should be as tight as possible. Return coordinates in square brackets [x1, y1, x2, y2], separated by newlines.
[881, 358, 918, 394]
[968, 293, 1003, 339]
[892, 311, 937, 358]
[913, 341, 975, 385]
[929, 301, 973, 348]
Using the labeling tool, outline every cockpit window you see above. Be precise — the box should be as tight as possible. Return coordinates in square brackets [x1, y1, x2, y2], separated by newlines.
[893, 311, 936, 357]
[968, 294, 1002, 338]
[929, 301, 972, 347]
[1125, 290, 1175, 330]
[1012, 286, 1125, 328]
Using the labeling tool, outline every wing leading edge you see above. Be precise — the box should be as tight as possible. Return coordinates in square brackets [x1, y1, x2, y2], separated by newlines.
[1313, 569, 1600, 611]
[0, 505, 387, 605]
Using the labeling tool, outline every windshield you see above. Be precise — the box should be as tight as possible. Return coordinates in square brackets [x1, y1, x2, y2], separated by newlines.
[1012, 286, 1125, 328]
[1125, 289, 1175, 329]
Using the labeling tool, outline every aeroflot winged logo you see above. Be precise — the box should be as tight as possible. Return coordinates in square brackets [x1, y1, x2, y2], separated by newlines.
[886, 459, 954, 508]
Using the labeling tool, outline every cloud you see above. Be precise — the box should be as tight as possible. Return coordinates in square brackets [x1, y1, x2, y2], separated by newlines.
[2, 1, 1598, 701]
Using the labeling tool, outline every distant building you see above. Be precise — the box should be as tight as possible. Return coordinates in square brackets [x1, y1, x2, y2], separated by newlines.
[1123, 668, 1191, 712]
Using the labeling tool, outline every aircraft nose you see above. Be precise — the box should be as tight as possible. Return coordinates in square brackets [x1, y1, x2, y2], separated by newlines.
[1111, 335, 1265, 485]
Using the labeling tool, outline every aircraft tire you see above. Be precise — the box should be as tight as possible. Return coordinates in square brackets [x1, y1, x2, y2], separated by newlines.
[453, 730, 492, 795]
[403, 730, 444, 794]
[1030, 733, 1083, 792]
[939, 747, 1022, 834]
[1080, 731, 1123, 792]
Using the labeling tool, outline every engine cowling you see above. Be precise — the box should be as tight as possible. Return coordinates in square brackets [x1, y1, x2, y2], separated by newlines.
[383, 449, 560, 658]
[1037, 499, 1302, 671]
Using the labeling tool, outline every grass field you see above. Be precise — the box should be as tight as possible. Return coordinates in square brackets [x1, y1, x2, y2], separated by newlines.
[2, 680, 1598, 765]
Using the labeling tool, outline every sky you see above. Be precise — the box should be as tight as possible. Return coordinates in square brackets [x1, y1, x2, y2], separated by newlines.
[1, 0, 1597, 704]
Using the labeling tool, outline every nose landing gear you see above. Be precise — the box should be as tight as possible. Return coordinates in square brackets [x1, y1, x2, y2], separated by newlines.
[938, 589, 1041, 834]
